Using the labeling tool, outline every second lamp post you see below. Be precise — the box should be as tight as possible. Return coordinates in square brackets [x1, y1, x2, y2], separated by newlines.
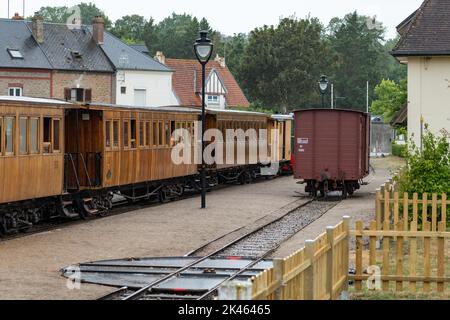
[318, 75, 329, 108]
[194, 31, 213, 209]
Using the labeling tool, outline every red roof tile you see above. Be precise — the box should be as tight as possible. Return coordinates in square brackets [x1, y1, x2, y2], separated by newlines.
[165, 58, 250, 108]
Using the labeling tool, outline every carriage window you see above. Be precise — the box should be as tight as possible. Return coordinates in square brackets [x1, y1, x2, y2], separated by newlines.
[19, 117, 28, 155]
[43, 117, 52, 153]
[145, 122, 150, 147]
[30, 118, 39, 154]
[153, 121, 158, 146]
[165, 121, 170, 147]
[105, 120, 111, 148]
[5, 117, 14, 155]
[0, 117, 2, 154]
[113, 121, 119, 148]
[159, 121, 164, 146]
[53, 119, 60, 152]
[130, 120, 137, 148]
[123, 121, 129, 148]
[139, 121, 144, 147]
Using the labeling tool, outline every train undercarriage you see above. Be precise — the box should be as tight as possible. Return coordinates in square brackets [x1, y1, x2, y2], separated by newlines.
[0, 163, 288, 236]
[304, 179, 361, 199]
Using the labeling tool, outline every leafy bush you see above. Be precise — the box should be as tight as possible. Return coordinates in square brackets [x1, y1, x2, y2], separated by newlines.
[395, 126, 450, 195]
[392, 143, 407, 158]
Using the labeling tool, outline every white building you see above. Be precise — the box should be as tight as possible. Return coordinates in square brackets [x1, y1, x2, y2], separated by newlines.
[97, 25, 178, 107]
[392, 0, 450, 146]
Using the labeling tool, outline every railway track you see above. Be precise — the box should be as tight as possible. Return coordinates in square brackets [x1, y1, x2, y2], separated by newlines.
[95, 197, 340, 300]
[0, 176, 276, 242]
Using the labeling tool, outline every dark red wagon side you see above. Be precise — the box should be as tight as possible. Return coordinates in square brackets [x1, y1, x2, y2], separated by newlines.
[293, 109, 370, 198]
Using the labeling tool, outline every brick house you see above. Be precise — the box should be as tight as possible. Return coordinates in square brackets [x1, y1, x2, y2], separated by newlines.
[0, 15, 114, 103]
[155, 52, 250, 109]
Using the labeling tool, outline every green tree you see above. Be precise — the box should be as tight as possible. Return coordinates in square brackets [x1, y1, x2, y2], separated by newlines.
[381, 38, 407, 82]
[328, 12, 386, 110]
[33, 2, 112, 28]
[215, 33, 248, 75]
[239, 17, 332, 112]
[110, 15, 148, 42]
[145, 13, 201, 59]
[371, 79, 407, 122]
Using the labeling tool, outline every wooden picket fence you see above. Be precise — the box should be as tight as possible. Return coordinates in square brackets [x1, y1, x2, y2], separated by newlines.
[350, 219, 450, 293]
[219, 217, 350, 300]
[376, 180, 448, 231]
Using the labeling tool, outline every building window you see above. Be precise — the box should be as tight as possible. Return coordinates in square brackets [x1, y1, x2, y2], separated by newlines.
[7, 49, 23, 59]
[64, 88, 92, 103]
[207, 95, 219, 104]
[121, 87, 127, 94]
[134, 89, 147, 106]
[8, 87, 22, 97]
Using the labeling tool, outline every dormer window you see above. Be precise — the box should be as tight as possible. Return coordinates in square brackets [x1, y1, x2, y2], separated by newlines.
[7, 49, 23, 59]
[71, 51, 83, 60]
[207, 95, 219, 104]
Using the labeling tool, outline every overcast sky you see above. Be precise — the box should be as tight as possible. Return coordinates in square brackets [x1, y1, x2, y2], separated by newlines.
[2, 0, 423, 39]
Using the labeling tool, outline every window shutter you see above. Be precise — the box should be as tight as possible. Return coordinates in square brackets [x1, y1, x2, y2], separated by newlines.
[64, 88, 71, 101]
[84, 89, 92, 103]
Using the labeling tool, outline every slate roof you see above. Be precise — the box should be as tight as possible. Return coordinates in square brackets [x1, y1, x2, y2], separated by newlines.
[32, 22, 113, 72]
[129, 44, 150, 55]
[98, 32, 171, 72]
[165, 58, 250, 108]
[0, 19, 52, 69]
[392, 0, 450, 56]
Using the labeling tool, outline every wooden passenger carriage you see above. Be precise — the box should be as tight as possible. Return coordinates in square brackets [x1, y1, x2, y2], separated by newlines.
[0, 97, 67, 205]
[0, 95, 294, 234]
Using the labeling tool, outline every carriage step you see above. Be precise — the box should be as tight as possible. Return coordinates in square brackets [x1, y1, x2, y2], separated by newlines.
[62, 200, 73, 206]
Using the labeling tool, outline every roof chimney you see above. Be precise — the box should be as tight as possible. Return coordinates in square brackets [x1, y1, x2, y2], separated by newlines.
[154, 51, 166, 65]
[32, 13, 44, 44]
[92, 16, 105, 45]
[12, 13, 23, 20]
[214, 54, 226, 68]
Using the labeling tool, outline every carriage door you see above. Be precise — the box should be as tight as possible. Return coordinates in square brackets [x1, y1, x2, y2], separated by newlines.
[65, 109, 103, 190]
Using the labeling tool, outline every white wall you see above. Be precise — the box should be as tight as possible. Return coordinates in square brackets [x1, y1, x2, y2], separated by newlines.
[115, 70, 179, 107]
[407, 56, 450, 146]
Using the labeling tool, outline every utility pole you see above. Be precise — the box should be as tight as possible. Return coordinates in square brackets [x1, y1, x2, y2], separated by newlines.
[366, 81, 369, 113]
[330, 84, 334, 109]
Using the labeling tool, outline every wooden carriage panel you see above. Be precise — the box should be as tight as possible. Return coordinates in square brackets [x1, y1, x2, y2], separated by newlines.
[211, 112, 269, 170]
[0, 102, 65, 204]
[101, 108, 199, 188]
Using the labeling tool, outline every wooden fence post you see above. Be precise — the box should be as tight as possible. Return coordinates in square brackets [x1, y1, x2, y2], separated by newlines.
[376, 189, 382, 230]
[409, 220, 417, 292]
[342, 216, 351, 294]
[218, 281, 253, 300]
[355, 221, 364, 291]
[273, 258, 284, 300]
[442, 194, 447, 227]
[304, 240, 316, 300]
[326, 226, 335, 300]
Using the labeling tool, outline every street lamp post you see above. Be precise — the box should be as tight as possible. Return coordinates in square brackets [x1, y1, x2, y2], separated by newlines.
[194, 31, 213, 209]
[318, 75, 329, 108]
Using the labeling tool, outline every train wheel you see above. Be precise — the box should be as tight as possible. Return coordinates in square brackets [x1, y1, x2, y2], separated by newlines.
[158, 188, 169, 204]
[342, 184, 348, 200]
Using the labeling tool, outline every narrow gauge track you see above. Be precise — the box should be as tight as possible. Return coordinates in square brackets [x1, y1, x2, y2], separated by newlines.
[98, 198, 340, 300]
[0, 176, 280, 243]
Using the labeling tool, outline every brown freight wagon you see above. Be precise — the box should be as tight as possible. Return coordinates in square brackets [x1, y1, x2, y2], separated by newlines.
[293, 109, 370, 198]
